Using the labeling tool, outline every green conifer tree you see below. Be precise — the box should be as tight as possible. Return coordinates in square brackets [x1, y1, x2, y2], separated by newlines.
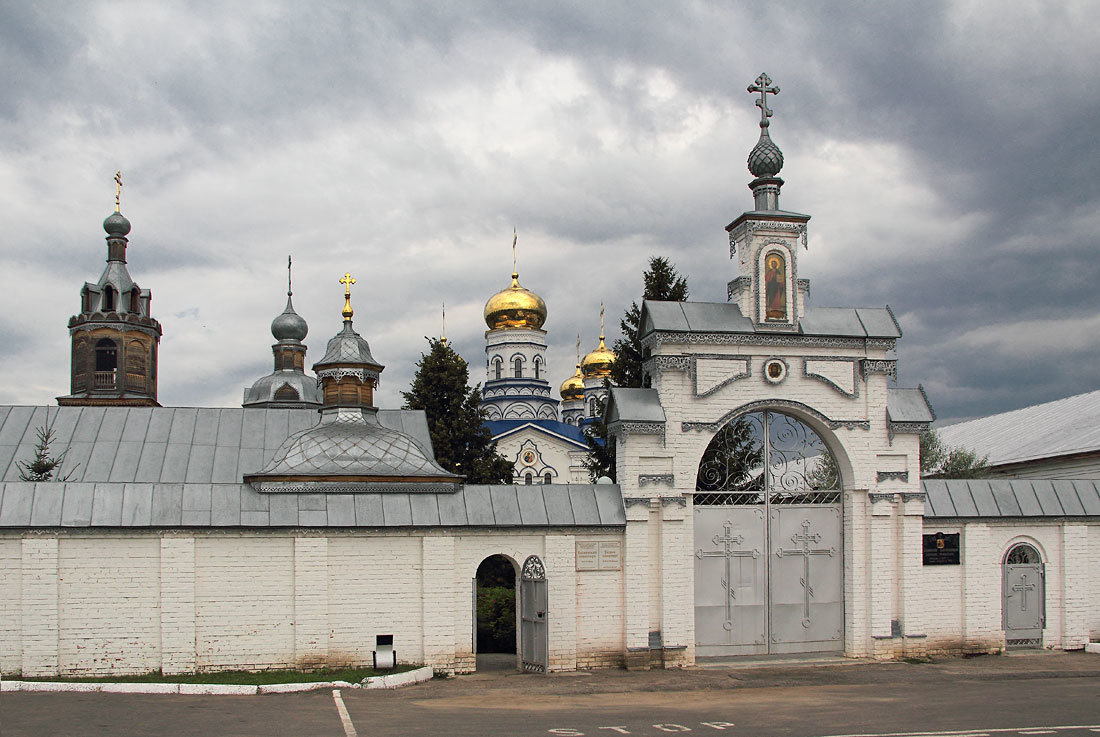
[402, 337, 514, 484]
[586, 257, 690, 481]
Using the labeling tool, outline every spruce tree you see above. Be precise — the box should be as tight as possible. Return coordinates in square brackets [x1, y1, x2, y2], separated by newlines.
[18, 410, 75, 482]
[402, 337, 514, 484]
[586, 257, 690, 481]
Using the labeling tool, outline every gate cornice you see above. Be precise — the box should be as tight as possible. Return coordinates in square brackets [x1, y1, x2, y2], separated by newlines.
[681, 399, 870, 433]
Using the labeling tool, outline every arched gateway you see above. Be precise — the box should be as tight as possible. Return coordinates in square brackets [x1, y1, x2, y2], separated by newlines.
[693, 410, 843, 655]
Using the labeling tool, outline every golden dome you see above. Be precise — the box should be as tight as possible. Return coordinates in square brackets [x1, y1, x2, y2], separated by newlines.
[581, 335, 615, 379]
[560, 364, 584, 402]
[484, 272, 547, 330]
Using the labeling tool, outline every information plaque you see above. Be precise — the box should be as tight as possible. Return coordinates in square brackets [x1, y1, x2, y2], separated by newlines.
[576, 540, 622, 571]
[922, 532, 961, 565]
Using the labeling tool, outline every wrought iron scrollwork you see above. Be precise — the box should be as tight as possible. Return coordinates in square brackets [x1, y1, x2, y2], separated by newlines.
[521, 555, 546, 581]
[695, 411, 840, 505]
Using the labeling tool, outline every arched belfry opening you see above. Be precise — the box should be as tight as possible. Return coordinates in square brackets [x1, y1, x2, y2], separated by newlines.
[693, 409, 843, 656]
[474, 555, 518, 670]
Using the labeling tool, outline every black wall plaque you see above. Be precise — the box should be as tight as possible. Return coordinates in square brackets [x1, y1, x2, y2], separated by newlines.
[922, 532, 960, 565]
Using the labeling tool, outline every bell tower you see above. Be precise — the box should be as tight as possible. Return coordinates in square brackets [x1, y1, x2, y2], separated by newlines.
[725, 74, 811, 331]
[58, 173, 162, 407]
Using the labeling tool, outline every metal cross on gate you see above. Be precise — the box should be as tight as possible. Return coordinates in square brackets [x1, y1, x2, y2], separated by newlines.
[776, 519, 836, 628]
[1012, 573, 1036, 611]
[696, 519, 760, 631]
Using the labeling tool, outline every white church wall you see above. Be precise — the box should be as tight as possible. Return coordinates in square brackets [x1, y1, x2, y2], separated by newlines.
[0, 537, 21, 675]
[1091, 523, 1100, 639]
[58, 536, 160, 676]
[494, 429, 580, 485]
[917, 519, 1098, 654]
[194, 536, 295, 671]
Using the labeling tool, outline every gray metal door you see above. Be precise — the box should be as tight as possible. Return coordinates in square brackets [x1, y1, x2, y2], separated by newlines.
[520, 555, 548, 673]
[694, 411, 843, 656]
[1003, 544, 1044, 648]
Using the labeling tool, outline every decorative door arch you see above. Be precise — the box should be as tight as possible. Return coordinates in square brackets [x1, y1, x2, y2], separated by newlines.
[519, 555, 548, 672]
[693, 410, 843, 655]
[1003, 542, 1044, 648]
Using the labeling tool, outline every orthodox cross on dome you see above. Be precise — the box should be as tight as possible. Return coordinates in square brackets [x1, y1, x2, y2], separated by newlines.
[114, 170, 123, 212]
[576, 333, 581, 364]
[441, 301, 447, 347]
[747, 73, 779, 128]
[599, 302, 605, 340]
[287, 255, 293, 296]
[340, 271, 356, 319]
[512, 227, 518, 278]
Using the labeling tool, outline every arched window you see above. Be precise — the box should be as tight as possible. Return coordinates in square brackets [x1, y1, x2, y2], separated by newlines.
[544, 472, 552, 484]
[695, 410, 840, 504]
[274, 384, 300, 401]
[494, 358, 502, 380]
[514, 357, 523, 378]
[129, 288, 141, 314]
[525, 473, 533, 485]
[102, 286, 116, 312]
[533, 358, 541, 380]
[763, 251, 787, 321]
[588, 397, 597, 417]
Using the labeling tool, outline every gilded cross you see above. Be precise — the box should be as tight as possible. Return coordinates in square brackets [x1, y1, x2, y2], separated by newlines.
[340, 271, 356, 319]
[696, 519, 759, 631]
[114, 170, 123, 212]
[512, 227, 518, 276]
[776, 518, 835, 627]
[747, 73, 779, 127]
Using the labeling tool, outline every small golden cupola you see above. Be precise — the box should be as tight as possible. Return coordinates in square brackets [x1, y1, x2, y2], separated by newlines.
[581, 304, 615, 380]
[560, 363, 584, 402]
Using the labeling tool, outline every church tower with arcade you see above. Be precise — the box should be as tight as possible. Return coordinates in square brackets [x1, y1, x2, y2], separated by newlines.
[58, 174, 163, 407]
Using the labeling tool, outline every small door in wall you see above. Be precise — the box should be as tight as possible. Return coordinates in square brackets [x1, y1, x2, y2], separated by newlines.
[520, 555, 548, 673]
[1002, 543, 1044, 648]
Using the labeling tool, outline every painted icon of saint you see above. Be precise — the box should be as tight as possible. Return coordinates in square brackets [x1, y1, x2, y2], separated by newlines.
[764, 253, 786, 320]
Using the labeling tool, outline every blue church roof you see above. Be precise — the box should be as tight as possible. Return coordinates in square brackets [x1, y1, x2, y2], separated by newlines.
[486, 419, 589, 448]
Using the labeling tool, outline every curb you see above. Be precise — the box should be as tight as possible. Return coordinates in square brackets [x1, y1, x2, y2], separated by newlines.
[363, 665, 434, 689]
[0, 668, 433, 695]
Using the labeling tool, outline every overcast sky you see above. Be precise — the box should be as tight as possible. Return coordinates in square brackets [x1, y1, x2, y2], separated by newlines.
[2, 1, 1097, 425]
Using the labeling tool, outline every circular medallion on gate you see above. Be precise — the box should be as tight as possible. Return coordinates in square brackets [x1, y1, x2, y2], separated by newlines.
[763, 358, 787, 384]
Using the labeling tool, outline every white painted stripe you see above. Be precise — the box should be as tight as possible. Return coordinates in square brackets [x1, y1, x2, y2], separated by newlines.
[821, 726, 1100, 737]
[332, 689, 358, 737]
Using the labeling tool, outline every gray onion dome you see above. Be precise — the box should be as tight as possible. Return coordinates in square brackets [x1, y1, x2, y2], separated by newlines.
[103, 211, 132, 237]
[271, 296, 308, 342]
[748, 130, 784, 178]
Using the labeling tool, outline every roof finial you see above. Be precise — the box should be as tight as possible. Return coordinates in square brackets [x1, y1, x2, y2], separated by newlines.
[511, 227, 519, 281]
[748, 73, 779, 130]
[576, 333, 581, 366]
[441, 301, 448, 347]
[340, 271, 356, 320]
[114, 170, 123, 212]
[287, 255, 293, 297]
[599, 302, 606, 342]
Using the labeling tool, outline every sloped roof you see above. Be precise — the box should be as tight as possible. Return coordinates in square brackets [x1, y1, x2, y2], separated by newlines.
[640, 301, 901, 340]
[936, 389, 1100, 467]
[0, 406, 432, 484]
[606, 388, 665, 424]
[887, 388, 935, 423]
[0, 481, 626, 528]
[922, 478, 1100, 518]
[486, 419, 588, 448]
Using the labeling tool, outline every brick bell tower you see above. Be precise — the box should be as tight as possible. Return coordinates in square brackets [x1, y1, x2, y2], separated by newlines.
[58, 173, 162, 407]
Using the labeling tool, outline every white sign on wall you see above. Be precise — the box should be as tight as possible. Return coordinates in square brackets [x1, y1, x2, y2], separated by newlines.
[576, 540, 622, 571]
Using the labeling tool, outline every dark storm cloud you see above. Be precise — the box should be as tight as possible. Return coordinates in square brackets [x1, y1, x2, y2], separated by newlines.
[2, 1, 1097, 425]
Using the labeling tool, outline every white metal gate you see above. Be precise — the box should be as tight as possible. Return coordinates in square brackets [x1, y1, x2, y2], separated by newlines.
[519, 555, 548, 672]
[694, 411, 843, 656]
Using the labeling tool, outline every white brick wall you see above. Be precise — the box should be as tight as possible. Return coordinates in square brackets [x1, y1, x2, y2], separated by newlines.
[0, 537, 21, 674]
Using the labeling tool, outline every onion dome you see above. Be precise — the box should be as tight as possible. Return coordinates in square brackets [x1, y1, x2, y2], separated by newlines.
[748, 130, 784, 178]
[484, 272, 547, 330]
[271, 296, 308, 342]
[582, 335, 614, 379]
[103, 210, 131, 237]
[560, 363, 584, 402]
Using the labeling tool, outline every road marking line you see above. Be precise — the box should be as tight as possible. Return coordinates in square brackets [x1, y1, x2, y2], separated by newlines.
[332, 689, 358, 737]
[821, 726, 1100, 737]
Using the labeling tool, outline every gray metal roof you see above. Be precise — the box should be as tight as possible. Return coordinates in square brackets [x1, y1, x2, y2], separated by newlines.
[887, 388, 935, 423]
[0, 406, 433, 484]
[0, 482, 626, 528]
[640, 301, 901, 339]
[606, 388, 665, 424]
[315, 319, 382, 368]
[922, 478, 1100, 518]
[936, 389, 1100, 467]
